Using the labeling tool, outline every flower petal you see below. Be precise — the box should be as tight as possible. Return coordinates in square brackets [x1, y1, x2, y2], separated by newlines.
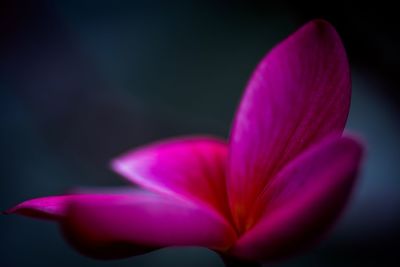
[61, 192, 236, 259]
[111, 136, 230, 217]
[3, 188, 140, 220]
[7, 192, 237, 259]
[4, 195, 71, 220]
[227, 20, 351, 230]
[230, 136, 363, 261]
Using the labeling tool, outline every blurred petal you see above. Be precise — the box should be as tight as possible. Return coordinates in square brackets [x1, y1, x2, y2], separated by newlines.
[4, 195, 71, 220]
[227, 20, 351, 230]
[61, 192, 236, 259]
[111, 136, 230, 216]
[5, 193, 157, 258]
[7, 192, 236, 259]
[230, 136, 363, 261]
[4, 188, 140, 220]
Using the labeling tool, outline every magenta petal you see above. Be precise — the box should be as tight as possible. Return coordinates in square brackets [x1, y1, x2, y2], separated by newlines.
[6, 194, 154, 258]
[61, 192, 237, 259]
[111, 136, 230, 216]
[4, 193, 137, 220]
[230, 136, 363, 261]
[227, 20, 351, 230]
[8, 192, 236, 259]
[4, 196, 71, 220]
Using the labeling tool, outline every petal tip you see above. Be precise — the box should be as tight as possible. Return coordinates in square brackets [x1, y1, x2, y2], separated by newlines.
[1, 204, 40, 218]
[294, 19, 341, 45]
[304, 19, 335, 33]
[340, 135, 365, 159]
[110, 158, 132, 178]
[308, 18, 333, 29]
[2, 204, 22, 216]
[110, 158, 123, 172]
[1, 208, 14, 215]
[2, 197, 68, 220]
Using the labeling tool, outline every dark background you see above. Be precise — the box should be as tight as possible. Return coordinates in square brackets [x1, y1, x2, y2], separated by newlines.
[1, 1, 399, 266]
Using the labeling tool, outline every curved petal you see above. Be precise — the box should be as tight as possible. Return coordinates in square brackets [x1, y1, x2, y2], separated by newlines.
[111, 136, 230, 217]
[230, 136, 363, 261]
[227, 20, 351, 231]
[4, 193, 158, 258]
[3, 188, 139, 220]
[4, 195, 71, 220]
[62, 192, 236, 259]
[6, 192, 237, 259]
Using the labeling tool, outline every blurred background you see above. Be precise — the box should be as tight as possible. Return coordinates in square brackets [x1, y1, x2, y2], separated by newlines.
[1, 0, 399, 266]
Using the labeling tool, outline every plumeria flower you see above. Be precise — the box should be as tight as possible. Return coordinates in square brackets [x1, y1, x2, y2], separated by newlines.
[4, 19, 363, 266]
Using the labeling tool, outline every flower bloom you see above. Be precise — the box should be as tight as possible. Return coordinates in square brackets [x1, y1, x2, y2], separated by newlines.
[5, 19, 363, 265]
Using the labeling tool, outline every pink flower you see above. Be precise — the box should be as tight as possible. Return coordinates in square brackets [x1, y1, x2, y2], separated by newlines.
[5, 19, 363, 265]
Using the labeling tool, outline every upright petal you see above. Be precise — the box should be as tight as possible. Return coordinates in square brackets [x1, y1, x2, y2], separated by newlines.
[227, 20, 351, 231]
[231, 136, 363, 261]
[6, 192, 237, 259]
[111, 136, 230, 217]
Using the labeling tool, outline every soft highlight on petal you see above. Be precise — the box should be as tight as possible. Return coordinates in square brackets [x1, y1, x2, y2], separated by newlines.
[111, 136, 230, 217]
[230, 136, 363, 261]
[227, 19, 351, 232]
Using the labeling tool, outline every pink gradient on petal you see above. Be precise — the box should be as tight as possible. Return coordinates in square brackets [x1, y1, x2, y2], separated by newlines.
[227, 19, 351, 232]
[61, 192, 237, 258]
[111, 136, 231, 217]
[7, 192, 237, 259]
[230, 136, 363, 261]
